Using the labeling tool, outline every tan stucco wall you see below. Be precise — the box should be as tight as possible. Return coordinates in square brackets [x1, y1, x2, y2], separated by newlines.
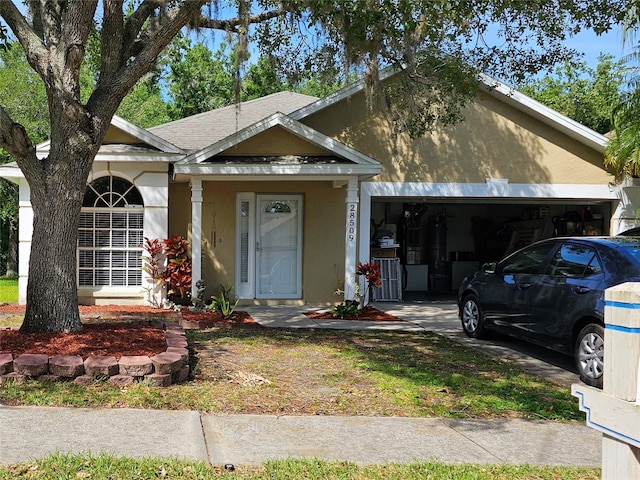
[103, 126, 140, 144]
[302, 88, 612, 185]
[223, 126, 328, 156]
[168, 182, 191, 238]
[169, 180, 347, 304]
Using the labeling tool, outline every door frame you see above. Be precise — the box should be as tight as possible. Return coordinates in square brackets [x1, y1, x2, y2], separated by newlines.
[235, 193, 303, 299]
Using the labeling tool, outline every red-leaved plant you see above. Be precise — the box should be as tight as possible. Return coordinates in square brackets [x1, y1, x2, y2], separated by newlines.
[142, 237, 164, 285]
[356, 261, 382, 306]
[142, 235, 192, 306]
[163, 235, 192, 303]
[356, 262, 382, 288]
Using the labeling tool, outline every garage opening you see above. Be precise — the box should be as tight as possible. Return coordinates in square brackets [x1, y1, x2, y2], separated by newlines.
[369, 199, 612, 297]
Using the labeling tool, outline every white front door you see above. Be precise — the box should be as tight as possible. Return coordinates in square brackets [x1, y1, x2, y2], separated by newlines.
[255, 195, 303, 299]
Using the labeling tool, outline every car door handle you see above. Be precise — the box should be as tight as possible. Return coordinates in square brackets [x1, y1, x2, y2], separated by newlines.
[572, 286, 591, 294]
[517, 283, 531, 290]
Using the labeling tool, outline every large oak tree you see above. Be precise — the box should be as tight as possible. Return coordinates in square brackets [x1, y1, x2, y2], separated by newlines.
[0, 0, 627, 333]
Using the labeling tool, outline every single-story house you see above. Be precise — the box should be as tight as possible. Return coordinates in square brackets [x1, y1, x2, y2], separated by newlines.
[3, 72, 639, 306]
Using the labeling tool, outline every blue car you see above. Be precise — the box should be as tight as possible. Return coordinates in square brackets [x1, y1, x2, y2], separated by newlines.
[458, 236, 640, 388]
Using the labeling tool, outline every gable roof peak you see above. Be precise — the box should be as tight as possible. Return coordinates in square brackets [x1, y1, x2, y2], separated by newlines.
[290, 68, 609, 153]
[149, 91, 318, 152]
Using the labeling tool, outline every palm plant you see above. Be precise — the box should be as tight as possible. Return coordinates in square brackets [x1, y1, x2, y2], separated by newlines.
[605, 71, 640, 180]
[604, 9, 640, 180]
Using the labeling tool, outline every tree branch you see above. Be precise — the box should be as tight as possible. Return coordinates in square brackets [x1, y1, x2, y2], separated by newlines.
[100, 0, 126, 82]
[121, 0, 165, 60]
[190, 6, 289, 33]
[0, 105, 38, 183]
[88, 0, 204, 119]
[0, 1, 49, 78]
[0, 105, 30, 156]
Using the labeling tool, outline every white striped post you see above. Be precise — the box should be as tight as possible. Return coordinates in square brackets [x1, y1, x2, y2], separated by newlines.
[572, 282, 640, 479]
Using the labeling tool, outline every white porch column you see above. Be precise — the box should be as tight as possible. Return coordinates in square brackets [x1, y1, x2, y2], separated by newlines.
[190, 178, 203, 299]
[344, 177, 359, 301]
[359, 182, 372, 265]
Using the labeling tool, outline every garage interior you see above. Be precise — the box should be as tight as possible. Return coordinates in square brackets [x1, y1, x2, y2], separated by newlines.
[369, 199, 613, 299]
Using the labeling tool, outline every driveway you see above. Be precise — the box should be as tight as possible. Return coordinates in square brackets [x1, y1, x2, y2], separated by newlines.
[374, 299, 580, 388]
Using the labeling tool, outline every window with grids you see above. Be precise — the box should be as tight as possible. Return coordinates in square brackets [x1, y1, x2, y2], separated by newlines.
[78, 176, 144, 287]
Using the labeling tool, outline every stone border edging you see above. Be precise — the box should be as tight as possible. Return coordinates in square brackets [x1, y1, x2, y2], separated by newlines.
[0, 321, 190, 388]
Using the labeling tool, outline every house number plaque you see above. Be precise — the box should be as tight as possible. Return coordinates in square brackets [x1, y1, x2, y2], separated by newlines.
[347, 203, 357, 244]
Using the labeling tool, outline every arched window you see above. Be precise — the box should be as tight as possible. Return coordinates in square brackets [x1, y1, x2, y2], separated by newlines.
[78, 176, 144, 287]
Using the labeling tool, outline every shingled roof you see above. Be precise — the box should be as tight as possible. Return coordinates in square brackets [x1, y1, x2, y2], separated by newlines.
[149, 91, 318, 153]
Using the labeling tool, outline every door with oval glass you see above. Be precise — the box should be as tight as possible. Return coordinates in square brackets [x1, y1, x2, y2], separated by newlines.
[256, 194, 302, 299]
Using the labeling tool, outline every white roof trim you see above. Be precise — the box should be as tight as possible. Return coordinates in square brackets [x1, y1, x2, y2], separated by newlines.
[177, 112, 380, 167]
[0, 162, 23, 182]
[174, 163, 381, 177]
[93, 151, 184, 163]
[109, 115, 185, 153]
[36, 115, 184, 155]
[290, 68, 608, 153]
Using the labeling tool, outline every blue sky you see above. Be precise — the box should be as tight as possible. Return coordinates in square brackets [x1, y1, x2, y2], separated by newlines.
[566, 25, 631, 68]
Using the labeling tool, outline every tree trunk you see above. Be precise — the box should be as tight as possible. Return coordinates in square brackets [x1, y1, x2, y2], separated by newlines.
[19, 182, 84, 333]
[5, 220, 17, 277]
[18, 141, 93, 333]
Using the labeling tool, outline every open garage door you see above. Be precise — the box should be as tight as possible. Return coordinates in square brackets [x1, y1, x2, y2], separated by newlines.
[369, 199, 613, 296]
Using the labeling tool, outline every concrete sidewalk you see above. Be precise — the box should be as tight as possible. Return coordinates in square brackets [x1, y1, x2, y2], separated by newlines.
[0, 405, 601, 467]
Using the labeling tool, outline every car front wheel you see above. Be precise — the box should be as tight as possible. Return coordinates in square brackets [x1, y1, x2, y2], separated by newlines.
[575, 324, 604, 389]
[461, 294, 488, 339]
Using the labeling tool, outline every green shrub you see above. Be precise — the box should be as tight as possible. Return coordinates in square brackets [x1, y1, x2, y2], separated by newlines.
[208, 284, 239, 318]
[330, 300, 360, 319]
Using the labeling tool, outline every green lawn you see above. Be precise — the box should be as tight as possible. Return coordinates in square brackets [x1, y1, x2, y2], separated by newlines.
[0, 327, 582, 421]
[0, 277, 17, 303]
[0, 454, 600, 480]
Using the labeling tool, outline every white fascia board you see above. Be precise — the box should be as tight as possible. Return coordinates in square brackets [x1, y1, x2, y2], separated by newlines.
[479, 74, 608, 153]
[93, 152, 184, 163]
[36, 116, 184, 156]
[179, 112, 380, 167]
[109, 116, 185, 153]
[0, 162, 24, 183]
[362, 181, 618, 201]
[175, 174, 375, 183]
[174, 162, 381, 178]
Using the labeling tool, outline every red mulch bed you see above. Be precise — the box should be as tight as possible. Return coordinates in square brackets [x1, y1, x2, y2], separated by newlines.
[305, 305, 403, 322]
[0, 303, 400, 360]
[0, 304, 255, 359]
[0, 322, 167, 359]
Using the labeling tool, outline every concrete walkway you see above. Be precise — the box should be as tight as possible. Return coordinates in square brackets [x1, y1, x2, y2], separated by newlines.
[0, 406, 600, 467]
[0, 301, 599, 468]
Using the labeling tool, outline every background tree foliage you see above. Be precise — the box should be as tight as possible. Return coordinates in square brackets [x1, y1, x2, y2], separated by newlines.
[0, 43, 48, 276]
[0, 0, 628, 333]
[519, 55, 625, 135]
[605, 6, 640, 179]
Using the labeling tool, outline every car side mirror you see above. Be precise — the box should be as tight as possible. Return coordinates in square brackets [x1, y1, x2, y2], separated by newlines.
[482, 262, 496, 274]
